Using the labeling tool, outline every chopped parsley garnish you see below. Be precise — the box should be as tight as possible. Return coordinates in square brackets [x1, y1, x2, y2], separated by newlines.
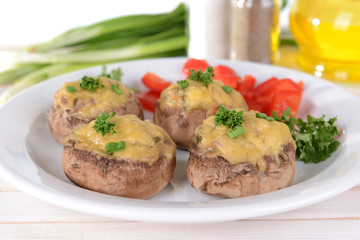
[272, 108, 340, 163]
[66, 86, 77, 93]
[177, 80, 189, 89]
[111, 84, 123, 95]
[93, 112, 117, 136]
[222, 85, 233, 94]
[195, 135, 202, 144]
[105, 141, 125, 154]
[100, 65, 123, 81]
[256, 112, 274, 121]
[215, 105, 246, 139]
[188, 66, 214, 86]
[80, 76, 104, 92]
[153, 136, 162, 143]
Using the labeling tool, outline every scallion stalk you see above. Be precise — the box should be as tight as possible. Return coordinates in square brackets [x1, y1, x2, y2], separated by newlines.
[16, 36, 188, 64]
[29, 4, 186, 52]
[0, 63, 94, 104]
[0, 3, 188, 103]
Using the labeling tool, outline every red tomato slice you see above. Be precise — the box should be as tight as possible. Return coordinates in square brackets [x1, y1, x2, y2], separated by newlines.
[269, 90, 302, 117]
[254, 77, 280, 98]
[136, 91, 160, 112]
[182, 58, 209, 77]
[274, 79, 303, 92]
[214, 64, 237, 76]
[237, 74, 256, 92]
[141, 72, 172, 93]
[246, 99, 268, 114]
[213, 65, 240, 89]
[240, 91, 254, 102]
[297, 81, 305, 90]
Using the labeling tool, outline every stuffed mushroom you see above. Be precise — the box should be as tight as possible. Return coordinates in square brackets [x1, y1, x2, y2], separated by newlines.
[49, 76, 143, 144]
[63, 113, 176, 199]
[187, 107, 296, 198]
[154, 67, 248, 150]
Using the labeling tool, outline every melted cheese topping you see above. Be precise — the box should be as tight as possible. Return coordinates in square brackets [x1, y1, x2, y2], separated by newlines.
[65, 115, 176, 165]
[53, 77, 131, 120]
[159, 80, 247, 114]
[193, 110, 295, 171]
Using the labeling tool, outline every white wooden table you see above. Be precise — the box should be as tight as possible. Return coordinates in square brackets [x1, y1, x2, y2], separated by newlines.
[1, 85, 360, 240]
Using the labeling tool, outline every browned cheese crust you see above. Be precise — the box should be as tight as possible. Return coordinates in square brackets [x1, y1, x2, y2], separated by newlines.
[187, 143, 296, 198]
[154, 103, 206, 150]
[49, 92, 144, 144]
[63, 141, 176, 199]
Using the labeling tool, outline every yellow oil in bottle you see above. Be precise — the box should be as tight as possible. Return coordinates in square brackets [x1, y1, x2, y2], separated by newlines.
[289, 0, 360, 83]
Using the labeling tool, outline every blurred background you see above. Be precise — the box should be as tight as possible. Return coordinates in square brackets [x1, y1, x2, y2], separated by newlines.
[1, 0, 359, 102]
[0, 0, 185, 49]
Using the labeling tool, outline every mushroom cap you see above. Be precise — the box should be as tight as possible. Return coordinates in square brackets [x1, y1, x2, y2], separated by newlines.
[154, 80, 247, 149]
[63, 141, 175, 199]
[62, 114, 176, 199]
[187, 143, 295, 198]
[49, 77, 143, 144]
[186, 110, 296, 198]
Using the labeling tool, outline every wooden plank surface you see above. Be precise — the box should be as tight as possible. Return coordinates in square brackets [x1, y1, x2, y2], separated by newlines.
[1, 177, 360, 223]
[1, 176, 360, 239]
[1, 219, 360, 240]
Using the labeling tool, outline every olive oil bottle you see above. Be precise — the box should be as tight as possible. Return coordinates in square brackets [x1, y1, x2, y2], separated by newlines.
[290, 0, 360, 83]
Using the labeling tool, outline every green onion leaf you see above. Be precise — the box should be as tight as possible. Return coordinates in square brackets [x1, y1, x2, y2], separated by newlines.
[66, 86, 77, 93]
[228, 126, 246, 139]
[111, 84, 123, 95]
[222, 85, 233, 94]
[153, 136, 162, 143]
[177, 80, 189, 89]
[105, 141, 125, 154]
[256, 112, 274, 121]
[0, 4, 188, 104]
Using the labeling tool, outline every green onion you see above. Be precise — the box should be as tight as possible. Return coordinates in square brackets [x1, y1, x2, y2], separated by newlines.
[153, 136, 162, 143]
[111, 84, 123, 95]
[105, 141, 126, 154]
[30, 4, 186, 52]
[222, 85, 233, 94]
[0, 64, 47, 85]
[256, 112, 275, 121]
[228, 126, 246, 139]
[15, 36, 188, 64]
[0, 63, 94, 104]
[0, 3, 188, 104]
[66, 86, 77, 93]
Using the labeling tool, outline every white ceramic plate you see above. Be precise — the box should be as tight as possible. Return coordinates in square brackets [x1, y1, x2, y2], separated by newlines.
[1, 57, 360, 223]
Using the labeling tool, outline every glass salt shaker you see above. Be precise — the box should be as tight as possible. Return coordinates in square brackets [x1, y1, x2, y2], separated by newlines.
[230, 0, 281, 64]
